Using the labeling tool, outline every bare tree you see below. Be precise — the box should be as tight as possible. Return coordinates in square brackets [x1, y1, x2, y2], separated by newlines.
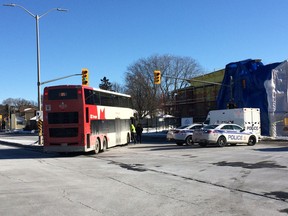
[125, 71, 158, 118]
[111, 82, 126, 93]
[125, 54, 203, 118]
[2, 98, 37, 110]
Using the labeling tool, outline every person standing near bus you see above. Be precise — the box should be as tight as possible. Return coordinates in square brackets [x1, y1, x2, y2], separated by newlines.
[130, 123, 136, 144]
[136, 123, 143, 143]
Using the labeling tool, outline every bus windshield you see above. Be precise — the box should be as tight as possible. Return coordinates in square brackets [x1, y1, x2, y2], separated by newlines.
[48, 88, 78, 100]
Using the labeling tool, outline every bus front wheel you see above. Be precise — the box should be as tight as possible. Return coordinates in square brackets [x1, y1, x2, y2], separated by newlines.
[94, 139, 100, 154]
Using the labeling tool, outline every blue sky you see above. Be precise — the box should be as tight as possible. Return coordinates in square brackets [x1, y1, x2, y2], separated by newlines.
[1, 0, 288, 104]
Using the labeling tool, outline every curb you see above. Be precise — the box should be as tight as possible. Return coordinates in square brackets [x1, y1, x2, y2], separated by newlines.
[0, 140, 43, 152]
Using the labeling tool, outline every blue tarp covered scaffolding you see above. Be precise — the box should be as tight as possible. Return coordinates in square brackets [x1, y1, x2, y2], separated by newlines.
[216, 59, 288, 136]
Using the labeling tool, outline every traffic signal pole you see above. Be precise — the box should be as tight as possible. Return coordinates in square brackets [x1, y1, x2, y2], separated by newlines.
[163, 75, 226, 86]
[40, 73, 82, 85]
[41, 68, 89, 85]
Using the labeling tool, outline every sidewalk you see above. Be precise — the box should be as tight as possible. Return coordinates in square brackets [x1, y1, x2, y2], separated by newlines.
[0, 132, 42, 151]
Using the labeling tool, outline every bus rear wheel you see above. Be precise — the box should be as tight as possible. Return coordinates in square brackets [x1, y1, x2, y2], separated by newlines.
[94, 139, 100, 154]
[102, 137, 107, 152]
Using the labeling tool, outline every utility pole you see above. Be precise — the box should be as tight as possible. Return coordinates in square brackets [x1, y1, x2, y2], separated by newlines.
[4, 3, 68, 144]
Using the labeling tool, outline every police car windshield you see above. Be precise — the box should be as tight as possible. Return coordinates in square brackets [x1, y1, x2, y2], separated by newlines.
[203, 125, 219, 129]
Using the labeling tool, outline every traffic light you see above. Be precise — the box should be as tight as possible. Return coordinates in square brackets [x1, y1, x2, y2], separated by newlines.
[82, 68, 89, 86]
[154, 70, 161, 84]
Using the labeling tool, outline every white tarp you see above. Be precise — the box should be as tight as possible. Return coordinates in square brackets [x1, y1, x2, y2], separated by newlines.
[265, 60, 288, 137]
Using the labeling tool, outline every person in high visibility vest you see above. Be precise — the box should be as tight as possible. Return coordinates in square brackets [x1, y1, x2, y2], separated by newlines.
[130, 123, 136, 144]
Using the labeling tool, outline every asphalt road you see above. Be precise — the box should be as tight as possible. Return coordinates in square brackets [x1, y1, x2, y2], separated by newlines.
[0, 134, 288, 216]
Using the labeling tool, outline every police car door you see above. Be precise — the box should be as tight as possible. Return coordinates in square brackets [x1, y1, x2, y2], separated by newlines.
[221, 124, 239, 144]
[232, 124, 248, 143]
[230, 124, 245, 143]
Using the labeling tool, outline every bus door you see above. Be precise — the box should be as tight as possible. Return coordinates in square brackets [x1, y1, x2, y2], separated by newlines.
[115, 118, 121, 144]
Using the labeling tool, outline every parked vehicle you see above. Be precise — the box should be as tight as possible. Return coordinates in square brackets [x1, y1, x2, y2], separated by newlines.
[204, 108, 261, 138]
[166, 125, 190, 141]
[192, 123, 258, 147]
[174, 124, 203, 145]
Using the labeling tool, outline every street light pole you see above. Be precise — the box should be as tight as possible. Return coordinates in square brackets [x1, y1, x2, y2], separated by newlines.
[36, 15, 41, 116]
[3, 3, 67, 144]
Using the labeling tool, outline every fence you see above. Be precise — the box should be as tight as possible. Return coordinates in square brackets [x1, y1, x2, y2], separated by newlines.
[138, 117, 181, 133]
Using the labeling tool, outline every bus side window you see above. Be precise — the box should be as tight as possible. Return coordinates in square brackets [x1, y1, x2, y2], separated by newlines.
[94, 91, 100, 104]
[111, 95, 119, 106]
[85, 89, 93, 104]
[120, 97, 130, 108]
[86, 107, 89, 123]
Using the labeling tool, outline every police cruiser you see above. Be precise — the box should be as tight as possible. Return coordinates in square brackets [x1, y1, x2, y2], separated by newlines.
[192, 123, 258, 147]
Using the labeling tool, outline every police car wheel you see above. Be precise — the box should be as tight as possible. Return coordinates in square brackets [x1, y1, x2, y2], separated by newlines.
[248, 136, 256, 146]
[185, 135, 194, 145]
[217, 136, 227, 147]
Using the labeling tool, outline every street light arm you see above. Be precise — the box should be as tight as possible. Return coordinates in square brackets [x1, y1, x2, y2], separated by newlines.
[3, 3, 15, 6]
[57, 8, 68, 12]
[3, 3, 35, 18]
[3, 3, 68, 18]
[39, 7, 68, 19]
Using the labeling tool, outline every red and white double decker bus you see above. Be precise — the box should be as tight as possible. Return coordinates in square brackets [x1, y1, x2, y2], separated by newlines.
[43, 85, 134, 153]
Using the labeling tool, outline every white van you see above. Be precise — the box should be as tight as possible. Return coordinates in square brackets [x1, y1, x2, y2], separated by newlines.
[204, 108, 261, 137]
